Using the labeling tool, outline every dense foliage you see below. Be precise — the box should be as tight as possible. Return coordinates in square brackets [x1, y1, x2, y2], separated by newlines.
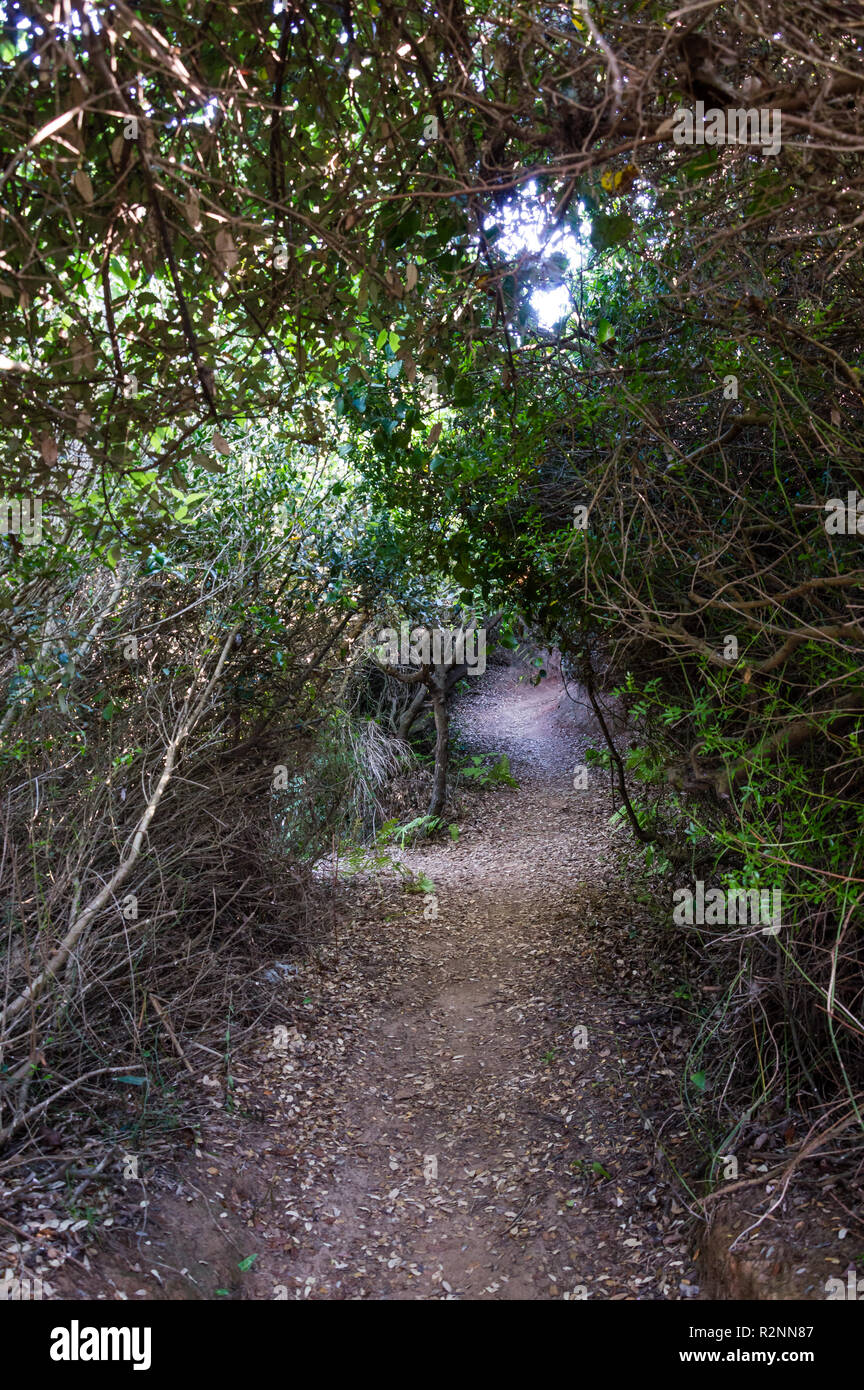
[1, 1, 862, 1191]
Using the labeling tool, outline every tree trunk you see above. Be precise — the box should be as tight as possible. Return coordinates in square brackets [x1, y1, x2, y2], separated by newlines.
[397, 682, 427, 741]
[427, 669, 450, 819]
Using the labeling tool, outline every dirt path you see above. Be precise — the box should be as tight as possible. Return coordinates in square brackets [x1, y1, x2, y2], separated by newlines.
[64, 663, 700, 1302]
[35, 662, 855, 1305]
[208, 663, 699, 1301]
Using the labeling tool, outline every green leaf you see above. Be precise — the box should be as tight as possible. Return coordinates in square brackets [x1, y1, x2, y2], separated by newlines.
[590, 213, 633, 253]
[237, 1254, 258, 1272]
[682, 148, 719, 182]
[690, 1070, 707, 1092]
[453, 378, 474, 406]
[597, 318, 615, 344]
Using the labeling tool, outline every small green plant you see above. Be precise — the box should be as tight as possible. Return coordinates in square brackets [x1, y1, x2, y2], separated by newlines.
[569, 1158, 611, 1181]
[379, 814, 441, 847]
[528, 655, 547, 686]
[459, 753, 518, 788]
[641, 841, 671, 873]
[343, 841, 393, 875]
[402, 870, 435, 895]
